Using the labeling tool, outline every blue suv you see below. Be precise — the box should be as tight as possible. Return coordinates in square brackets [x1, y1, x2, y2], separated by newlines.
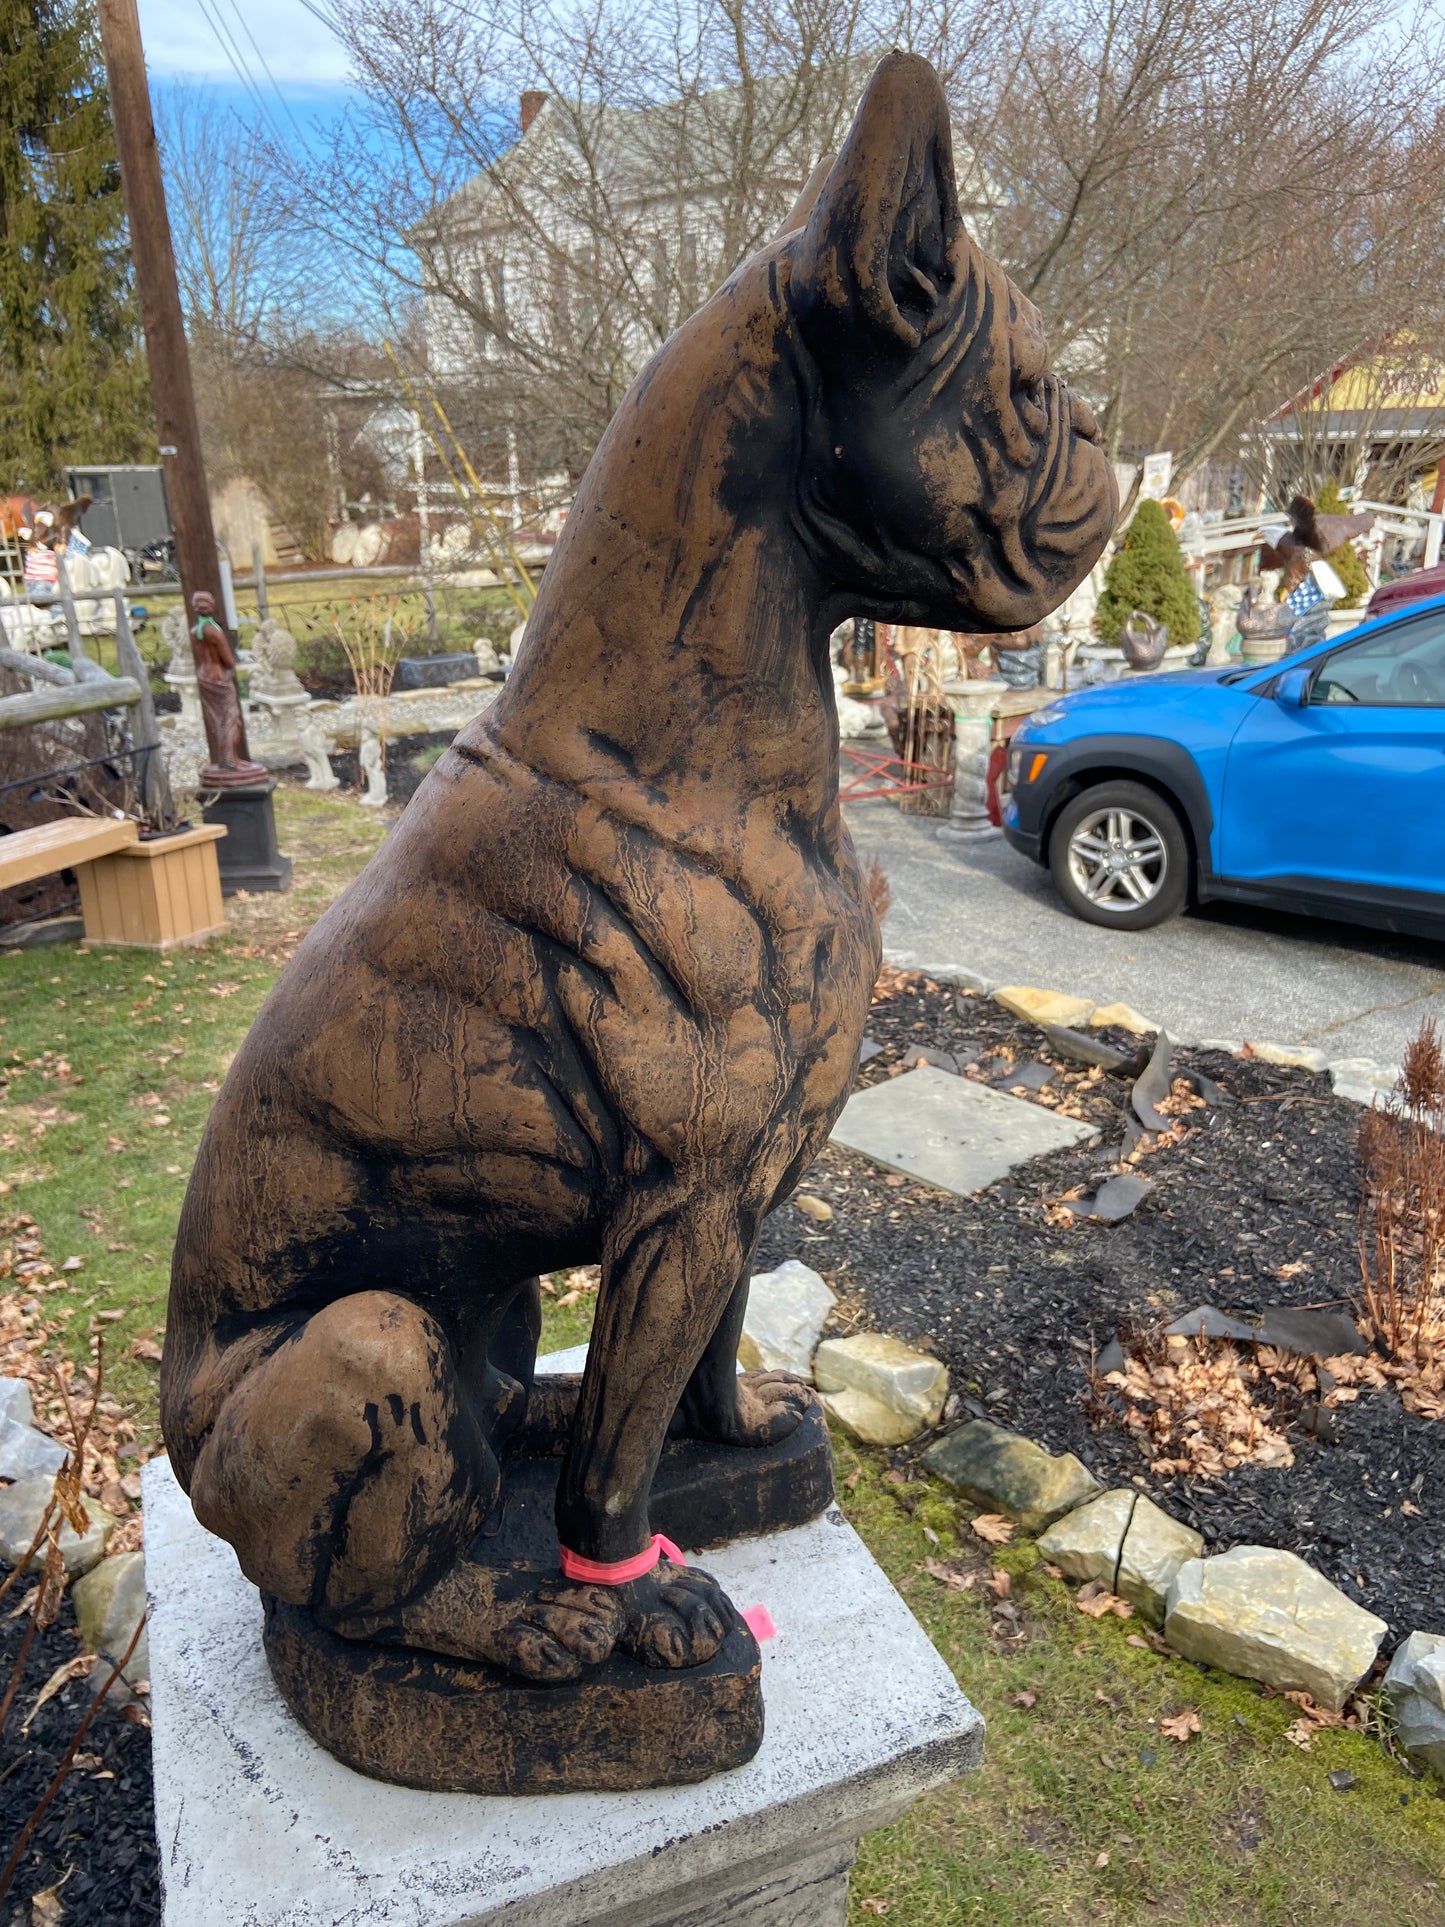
[1002, 593, 1445, 934]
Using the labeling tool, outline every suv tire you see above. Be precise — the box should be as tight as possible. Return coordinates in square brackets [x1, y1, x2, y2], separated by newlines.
[1048, 780, 1190, 929]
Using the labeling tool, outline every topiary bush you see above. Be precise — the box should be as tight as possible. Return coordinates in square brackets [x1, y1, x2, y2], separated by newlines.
[1316, 480, 1370, 607]
[1094, 499, 1199, 649]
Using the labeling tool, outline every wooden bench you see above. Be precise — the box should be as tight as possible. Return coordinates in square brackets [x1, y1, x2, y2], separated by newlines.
[0, 817, 227, 949]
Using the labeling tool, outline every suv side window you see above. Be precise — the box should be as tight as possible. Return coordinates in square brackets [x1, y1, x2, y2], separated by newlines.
[1311, 609, 1445, 707]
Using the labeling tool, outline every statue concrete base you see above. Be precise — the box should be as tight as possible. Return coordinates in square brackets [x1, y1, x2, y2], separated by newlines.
[142, 1353, 983, 1927]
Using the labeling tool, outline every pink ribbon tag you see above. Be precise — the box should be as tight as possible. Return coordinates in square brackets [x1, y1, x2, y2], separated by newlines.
[742, 1604, 776, 1641]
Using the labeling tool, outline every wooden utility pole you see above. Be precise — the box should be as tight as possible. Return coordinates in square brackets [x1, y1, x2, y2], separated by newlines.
[96, 0, 227, 628]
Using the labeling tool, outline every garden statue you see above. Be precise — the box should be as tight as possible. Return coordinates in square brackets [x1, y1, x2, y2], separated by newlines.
[295, 704, 340, 791]
[357, 729, 388, 807]
[161, 51, 1115, 1796]
[1120, 609, 1169, 671]
[190, 591, 268, 788]
[248, 618, 308, 704]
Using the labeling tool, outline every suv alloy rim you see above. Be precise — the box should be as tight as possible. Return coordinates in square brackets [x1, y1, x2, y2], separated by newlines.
[1066, 806, 1167, 911]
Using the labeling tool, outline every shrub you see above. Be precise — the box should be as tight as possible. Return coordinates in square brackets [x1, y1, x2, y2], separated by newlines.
[1316, 480, 1370, 607]
[1094, 499, 1199, 649]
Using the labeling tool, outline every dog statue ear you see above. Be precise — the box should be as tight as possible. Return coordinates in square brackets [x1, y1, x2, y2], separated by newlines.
[792, 51, 965, 351]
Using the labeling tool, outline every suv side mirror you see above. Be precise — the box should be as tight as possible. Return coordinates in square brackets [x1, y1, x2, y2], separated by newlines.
[1275, 665, 1310, 707]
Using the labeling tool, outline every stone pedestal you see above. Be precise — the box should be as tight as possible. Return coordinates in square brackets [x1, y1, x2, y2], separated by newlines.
[142, 1367, 983, 1927]
[201, 781, 292, 895]
[937, 680, 1006, 842]
[247, 691, 310, 768]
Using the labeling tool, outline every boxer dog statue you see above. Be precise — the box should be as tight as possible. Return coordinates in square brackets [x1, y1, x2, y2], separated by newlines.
[161, 51, 1116, 1792]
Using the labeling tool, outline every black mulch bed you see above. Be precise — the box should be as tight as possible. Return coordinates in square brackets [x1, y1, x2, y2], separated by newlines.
[0, 1591, 160, 1923]
[754, 972, 1444, 1645]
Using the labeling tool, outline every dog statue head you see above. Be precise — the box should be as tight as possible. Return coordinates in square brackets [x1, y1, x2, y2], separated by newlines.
[783, 53, 1116, 634]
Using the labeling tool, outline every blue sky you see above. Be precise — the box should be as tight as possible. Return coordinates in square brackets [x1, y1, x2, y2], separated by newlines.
[137, 0, 354, 110]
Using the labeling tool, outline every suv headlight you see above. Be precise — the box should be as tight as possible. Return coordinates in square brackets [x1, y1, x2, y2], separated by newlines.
[1027, 701, 1070, 726]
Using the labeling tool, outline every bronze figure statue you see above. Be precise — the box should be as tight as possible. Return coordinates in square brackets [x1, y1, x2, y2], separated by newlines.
[190, 591, 268, 788]
[161, 52, 1114, 1794]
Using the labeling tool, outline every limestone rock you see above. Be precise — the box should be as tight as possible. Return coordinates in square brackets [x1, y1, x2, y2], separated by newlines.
[820, 1385, 933, 1447]
[0, 1413, 66, 1482]
[814, 1334, 947, 1441]
[993, 985, 1096, 1028]
[1089, 1002, 1157, 1035]
[1164, 1547, 1387, 1711]
[1243, 1040, 1329, 1073]
[923, 1420, 1100, 1532]
[73, 1549, 149, 1680]
[0, 1475, 117, 1578]
[738, 1260, 835, 1379]
[1329, 1058, 1398, 1107]
[1036, 1488, 1134, 1583]
[0, 1375, 34, 1428]
[1117, 1496, 1203, 1625]
[1382, 1632, 1445, 1776]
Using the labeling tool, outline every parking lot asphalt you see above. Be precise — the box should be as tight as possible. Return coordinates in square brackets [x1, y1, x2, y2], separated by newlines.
[843, 798, 1445, 1074]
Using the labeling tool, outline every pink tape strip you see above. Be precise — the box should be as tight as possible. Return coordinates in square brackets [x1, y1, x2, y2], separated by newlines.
[559, 1532, 687, 1586]
[742, 1604, 776, 1641]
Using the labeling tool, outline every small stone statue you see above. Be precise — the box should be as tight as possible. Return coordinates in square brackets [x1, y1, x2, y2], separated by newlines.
[295, 706, 339, 790]
[358, 730, 388, 807]
[190, 591, 268, 788]
[249, 619, 309, 704]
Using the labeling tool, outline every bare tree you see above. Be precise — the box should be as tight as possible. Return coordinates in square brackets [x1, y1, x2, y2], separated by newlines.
[265, 0, 1445, 518]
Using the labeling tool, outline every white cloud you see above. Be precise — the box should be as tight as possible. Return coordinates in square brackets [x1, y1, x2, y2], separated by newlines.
[137, 0, 352, 84]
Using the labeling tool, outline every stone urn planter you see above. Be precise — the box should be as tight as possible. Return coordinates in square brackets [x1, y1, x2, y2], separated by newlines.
[75, 822, 227, 950]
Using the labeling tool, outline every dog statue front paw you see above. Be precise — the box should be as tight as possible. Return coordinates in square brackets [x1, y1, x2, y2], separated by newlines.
[619, 1559, 736, 1669]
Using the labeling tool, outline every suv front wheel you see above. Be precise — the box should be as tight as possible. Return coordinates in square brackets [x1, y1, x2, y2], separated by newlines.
[1048, 780, 1189, 929]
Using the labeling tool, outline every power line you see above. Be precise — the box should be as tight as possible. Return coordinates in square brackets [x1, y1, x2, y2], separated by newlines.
[216, 0, 316, 153]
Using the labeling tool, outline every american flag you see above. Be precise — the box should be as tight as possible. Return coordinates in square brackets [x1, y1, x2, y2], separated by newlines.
[24, 546, 58, 585]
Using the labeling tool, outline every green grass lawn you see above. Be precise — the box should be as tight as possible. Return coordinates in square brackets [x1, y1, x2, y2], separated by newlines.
[2, 787, 1441, 1924]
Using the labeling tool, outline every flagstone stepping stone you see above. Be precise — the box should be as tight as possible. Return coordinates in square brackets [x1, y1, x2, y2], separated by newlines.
[1164, 1547, 1387, 1711]
[924, 1420, 1100, 1532]
[830, 1065, 1097, 1197]
[1382, 1632, 1445, 1776]
[815, 1334, 948, 1445]
[738, 1260, 835, 1379]
[0, 1474, 117, 1578]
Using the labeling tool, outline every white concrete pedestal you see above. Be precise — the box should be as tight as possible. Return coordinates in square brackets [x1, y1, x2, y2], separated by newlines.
[142, 1409, 982, 1927]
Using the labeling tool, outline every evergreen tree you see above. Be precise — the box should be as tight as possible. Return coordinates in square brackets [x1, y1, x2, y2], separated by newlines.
[1315, 479, 1370, 608]
[0, 0, 152, 494]
[1095, 498, 1199, 649]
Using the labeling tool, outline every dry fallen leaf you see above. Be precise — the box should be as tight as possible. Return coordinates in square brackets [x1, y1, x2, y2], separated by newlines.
[794, 1193, 833, 1223]
[970, 1513, 1015, 1546]
[922, 1557, 976, 1592]
[843, 1468, 862, 1491]
[1093, 1851, 1110, 1870]
[1284, 1719, 1315, 1751]
[1075, 1580, 1135, 1620]
[984, 1568, 1013, 1600]
[1402, 1500, 1422, 1517]
[22, 1654, 96, 1734]
[30, 1882, 66, 1925]
[1010, 1690, 1039, 1709]
[861, 1899, 890, 1916]
[129, 1333, 164, 1363]
[1160, 1709, 1201, 1743]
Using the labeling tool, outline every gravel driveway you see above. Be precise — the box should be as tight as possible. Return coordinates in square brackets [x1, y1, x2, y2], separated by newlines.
[844, 798, 1445, 1072]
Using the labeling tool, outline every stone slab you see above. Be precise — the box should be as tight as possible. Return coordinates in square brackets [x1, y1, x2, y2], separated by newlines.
[830, 1065, 1097, 1197]
[143, 1367, 983, 1927]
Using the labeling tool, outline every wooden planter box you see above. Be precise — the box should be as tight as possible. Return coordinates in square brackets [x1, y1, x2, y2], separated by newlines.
[76, 823, 227, 950]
